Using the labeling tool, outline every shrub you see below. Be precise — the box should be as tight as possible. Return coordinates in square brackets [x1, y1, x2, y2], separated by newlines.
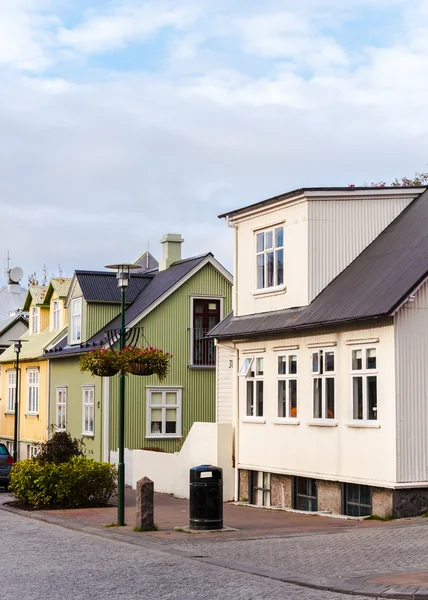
[9, 457, 117, 509]
[36, 427, 86, 464]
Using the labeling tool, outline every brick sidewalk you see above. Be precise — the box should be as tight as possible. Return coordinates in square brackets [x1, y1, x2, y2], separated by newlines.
[36, 487, 402, 540]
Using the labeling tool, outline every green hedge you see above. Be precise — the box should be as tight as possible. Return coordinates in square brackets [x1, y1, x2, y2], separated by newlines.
[9, 457, 117, 509]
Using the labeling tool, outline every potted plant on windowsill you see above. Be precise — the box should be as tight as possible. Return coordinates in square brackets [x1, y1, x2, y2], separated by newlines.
[80, 348, 121, 377]
[120, 345, 172, 380]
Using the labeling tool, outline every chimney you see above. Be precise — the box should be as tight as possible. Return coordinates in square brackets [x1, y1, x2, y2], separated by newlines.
[159, 234, 184, 271]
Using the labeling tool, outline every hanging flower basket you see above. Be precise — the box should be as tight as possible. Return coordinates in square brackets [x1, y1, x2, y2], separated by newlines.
[120, 346, 172, 380]
[80, 349, 121, 377]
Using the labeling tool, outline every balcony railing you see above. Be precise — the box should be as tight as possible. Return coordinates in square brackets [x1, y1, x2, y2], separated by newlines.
[190, 328, 216, 366]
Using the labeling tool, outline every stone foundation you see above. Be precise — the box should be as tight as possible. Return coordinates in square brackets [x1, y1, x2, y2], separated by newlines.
[317, 480, 341, 514]
[393, 488, 428, 518]
[372, 487, 393, 518]
[238, 469, 249, 502]
[270, 474, 292, 508]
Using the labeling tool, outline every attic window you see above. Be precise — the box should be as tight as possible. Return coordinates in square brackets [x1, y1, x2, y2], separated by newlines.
[32, 306, 39, 334]
[70, 298, 82, 344]
[256, 227, 284, 289]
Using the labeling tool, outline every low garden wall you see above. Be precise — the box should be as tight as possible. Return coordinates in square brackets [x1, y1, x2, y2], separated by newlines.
[110, 422, 234, 501]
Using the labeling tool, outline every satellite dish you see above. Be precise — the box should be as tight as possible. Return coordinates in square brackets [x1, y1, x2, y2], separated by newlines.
[9, 267, 24, 284]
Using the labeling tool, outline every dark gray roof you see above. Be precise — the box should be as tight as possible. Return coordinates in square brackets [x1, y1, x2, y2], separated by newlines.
[47, 254, 212, 357]
[211, 189, 428, 339]
[76, 271, 153, 303]
[218, 186, 425, 219]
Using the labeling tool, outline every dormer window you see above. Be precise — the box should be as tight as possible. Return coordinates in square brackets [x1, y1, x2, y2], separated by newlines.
[70, 298, 82, 344]
[52, 300, 61, 330]
[32, 307, 39, 334]
[256, 226, 284, 289]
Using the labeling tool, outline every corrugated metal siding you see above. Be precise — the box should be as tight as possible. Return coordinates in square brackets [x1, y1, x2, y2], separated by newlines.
[395, 279, 428, 483]
[85, 304, 120, 341]
[308, 197, 413, 301]
[216, 345, 234, 423]
[109, 263, 232, 453]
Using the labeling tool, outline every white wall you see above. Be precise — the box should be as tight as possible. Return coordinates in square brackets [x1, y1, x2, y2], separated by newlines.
[216, 344, 235, 423]
[395, 279, 428, 484]
[308, 196, 414, 302]
[233, 199, 309, 316]
[111, 422, 235, 501]
[227, 319, 397, 488]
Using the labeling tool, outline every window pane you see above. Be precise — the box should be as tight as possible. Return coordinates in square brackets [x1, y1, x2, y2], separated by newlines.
[275, 227, 283, 248]
[352, 349, 362, 370]
[325, 352, 334, 372]
[278, 381, 286, 417]
[256, 357, 264, 376]
[289, 355, 297, 375]
[367, 348, 376, 369]
[326, 378, 335, 418]
[267, 252, 274, 287]
[257, 254, 265, 289]
[312, 352, 319, 373]
[265, 231, 273, 249]
[289, 379, 297, 418]
[165, 392, 177, 405]
[276, 249, 284, 286]
[239, 357, 252, 376]
[256, 232, 264, 252]
[278, 356, 287, 375]
[151, 393, 162, 405]
[165, 409, 177, 434]
[256, 381, 264, 416]
[353, 377, 363, 419]
[313, 378, 322, 418]
[367, 376, 377, 420]
[151, 409, 162, 420]
[246, 381, 254, 416]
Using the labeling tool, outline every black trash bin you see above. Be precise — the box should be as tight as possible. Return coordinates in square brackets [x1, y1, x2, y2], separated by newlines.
[189, 465, 223, 530]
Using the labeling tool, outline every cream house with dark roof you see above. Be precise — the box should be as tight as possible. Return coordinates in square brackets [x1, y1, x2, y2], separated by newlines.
[211, 186, 428, 518]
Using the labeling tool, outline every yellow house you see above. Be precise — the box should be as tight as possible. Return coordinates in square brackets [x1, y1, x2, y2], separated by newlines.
[0, 278, 71, 459]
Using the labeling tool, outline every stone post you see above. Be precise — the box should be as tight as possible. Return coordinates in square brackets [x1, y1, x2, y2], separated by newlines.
[136, 476, 154, 531]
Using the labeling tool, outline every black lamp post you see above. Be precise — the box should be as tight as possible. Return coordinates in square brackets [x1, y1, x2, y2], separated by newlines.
[105, 263, 140, 526]
[9, 339, 28, 463]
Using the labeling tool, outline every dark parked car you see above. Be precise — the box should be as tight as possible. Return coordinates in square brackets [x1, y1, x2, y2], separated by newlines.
[0, 444, 14, 489]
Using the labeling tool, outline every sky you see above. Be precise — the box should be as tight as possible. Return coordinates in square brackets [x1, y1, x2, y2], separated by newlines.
[1, 0, 428, 284]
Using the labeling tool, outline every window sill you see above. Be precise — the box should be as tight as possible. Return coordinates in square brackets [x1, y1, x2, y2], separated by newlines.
[241, 417, 266, 424]
[4, 411, 15, 416]
[81, 433, 94, 438]
[188, 364, 216, 370]
[253, 285, 287, 298]
[273, 418, 300, 426]
[347, 422, 381, 429]
[307, 420, 338, 427]
[145, 435, 182, 439]
[25, 413, 39, 418]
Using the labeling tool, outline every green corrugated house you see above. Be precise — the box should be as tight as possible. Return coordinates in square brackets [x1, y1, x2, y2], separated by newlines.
[46, 235, 232, 461]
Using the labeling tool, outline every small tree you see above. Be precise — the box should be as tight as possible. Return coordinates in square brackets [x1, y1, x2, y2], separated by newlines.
[367, 170, 428, 188]
[36, 427, 86, 464]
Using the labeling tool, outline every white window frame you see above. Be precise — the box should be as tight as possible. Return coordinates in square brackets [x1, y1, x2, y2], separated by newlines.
[6, 371, 16, 413]
[27, 444, 38, 459]
[56, 387, 67, 431]
[32, 306, 39, 334]
[311, 349, 336, 421]
[255, 225, 285, 291]
[82, 385, 95, 436]
[70, 297, 82, 344]
[350, 347, 378, 422]
[6, 441, 14, 455]
[276, 352, 298, 421]
[27, 369, 39, 415]
[52, 300, 61, 331]
[146, 387, 182, 438]
[241, 356, 265, 419]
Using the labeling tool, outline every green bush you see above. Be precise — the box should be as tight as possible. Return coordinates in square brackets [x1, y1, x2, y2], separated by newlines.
[9, 457, 117, 509]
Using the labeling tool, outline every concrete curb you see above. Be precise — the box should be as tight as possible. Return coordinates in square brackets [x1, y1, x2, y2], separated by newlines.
[0, 503, 425, 599]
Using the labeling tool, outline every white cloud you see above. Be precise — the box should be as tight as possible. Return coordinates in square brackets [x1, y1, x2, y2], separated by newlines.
[57, 2, 197, 55]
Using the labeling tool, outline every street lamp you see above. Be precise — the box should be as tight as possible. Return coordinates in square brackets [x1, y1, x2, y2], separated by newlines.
[105, 263, 141, 526]
[9, 339, 28, 463]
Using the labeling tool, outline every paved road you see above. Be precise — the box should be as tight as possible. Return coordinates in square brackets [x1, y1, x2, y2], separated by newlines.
[0, 509, 372, 600]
